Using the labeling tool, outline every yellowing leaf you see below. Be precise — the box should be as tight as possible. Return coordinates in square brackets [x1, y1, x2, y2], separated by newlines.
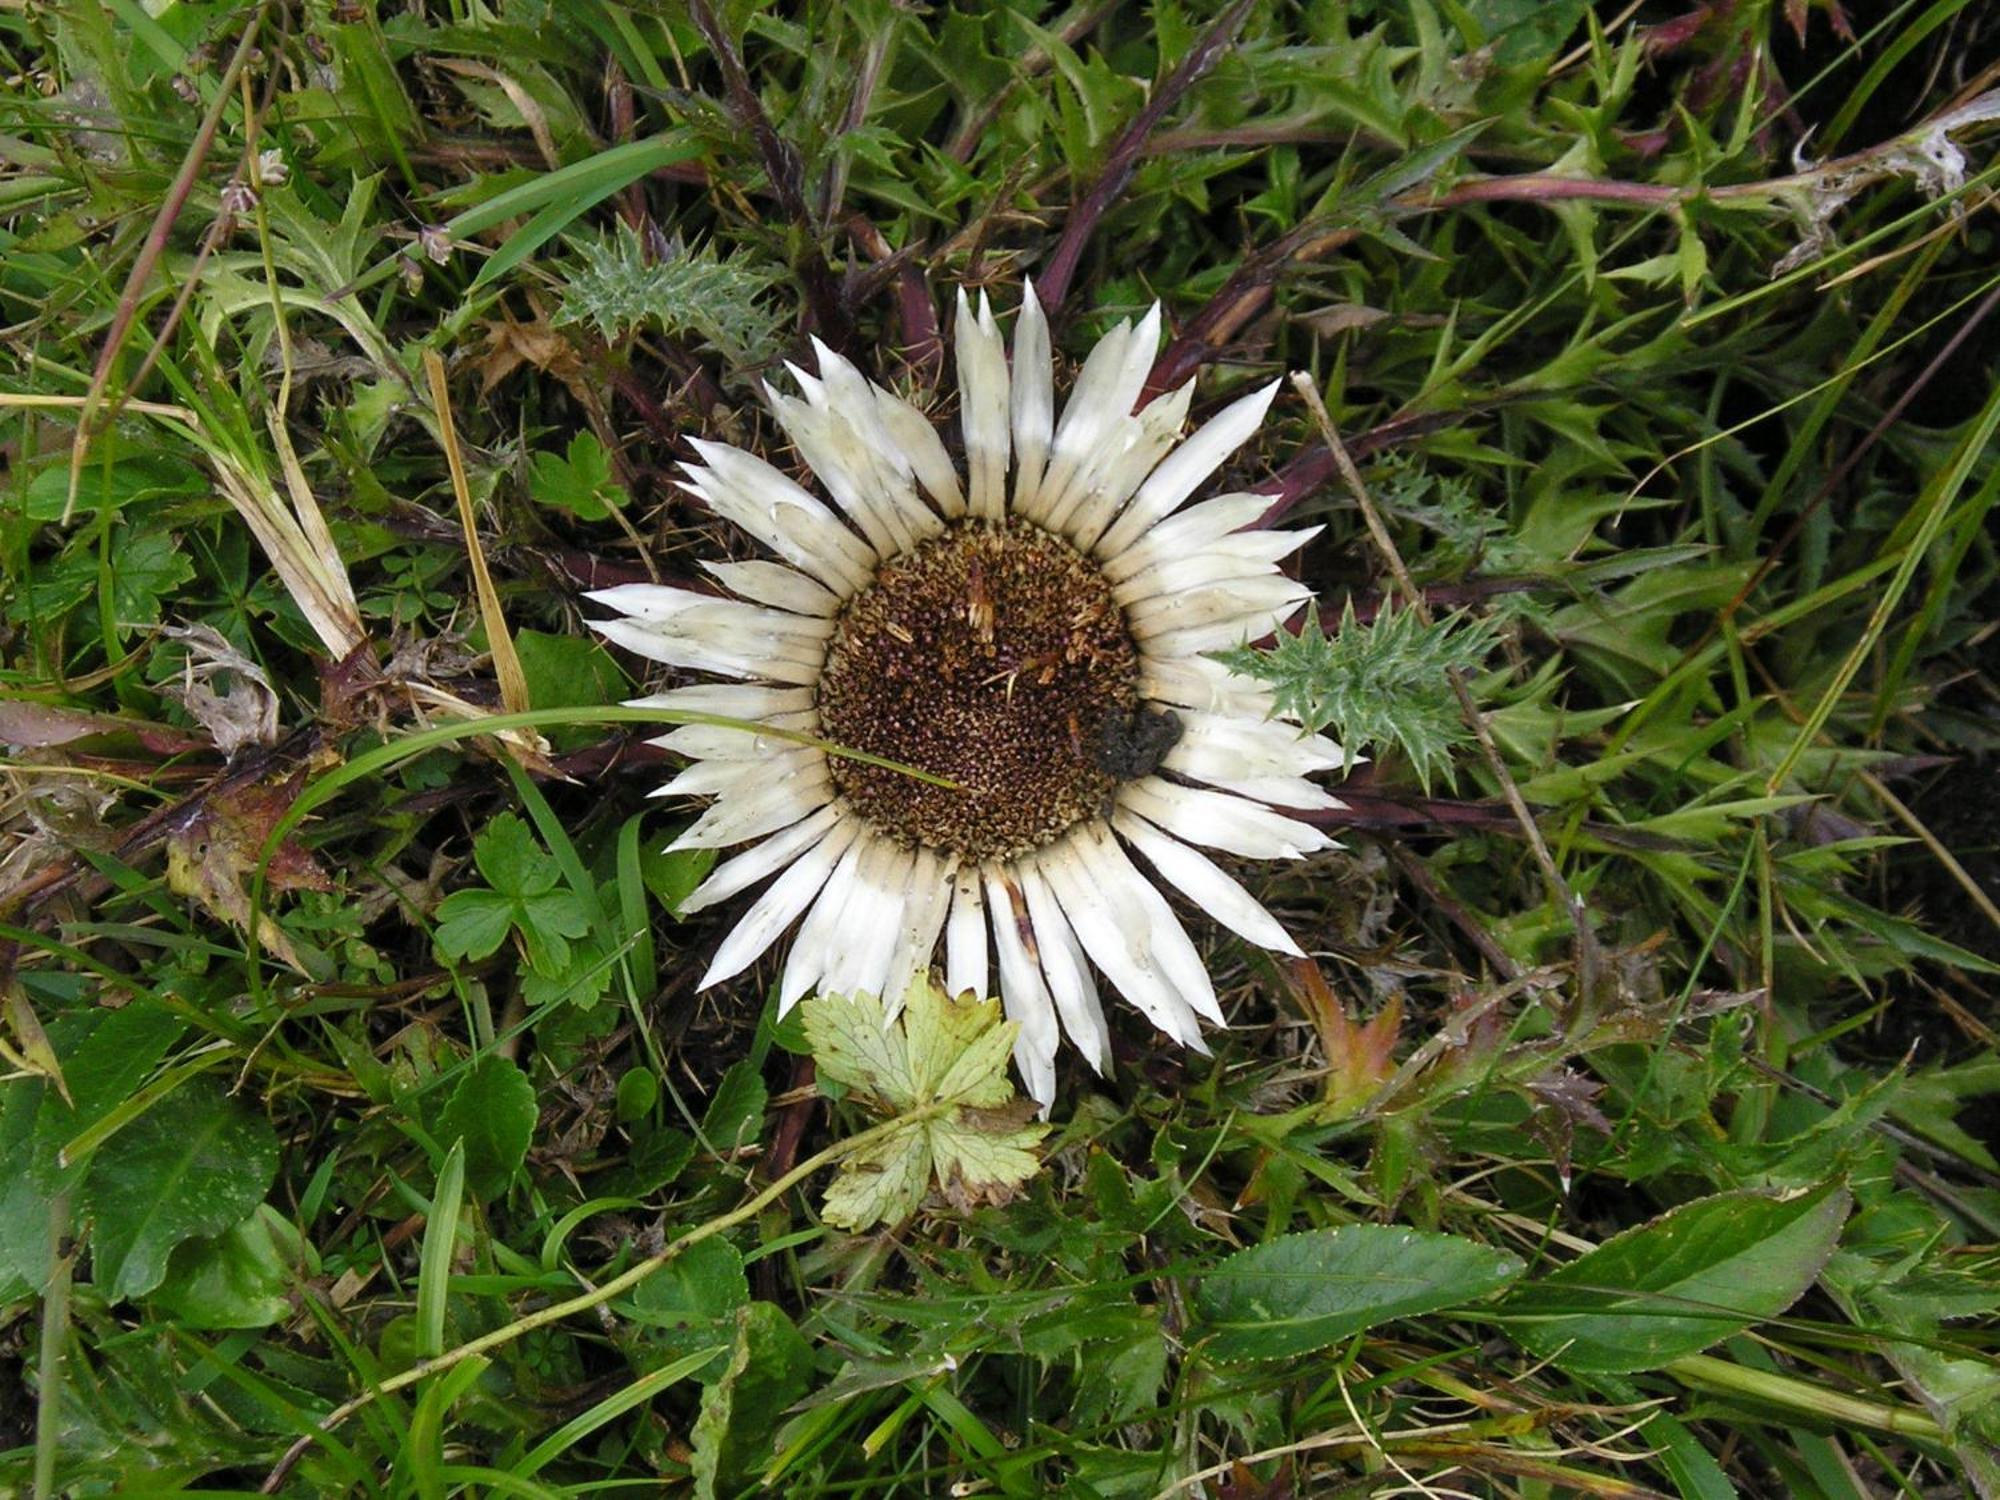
[931, 1103, 1046, 1213]
[820, 1130, 930, 1231]
[800, 980, 1048, 1231]
[806, 990, 920, 1108]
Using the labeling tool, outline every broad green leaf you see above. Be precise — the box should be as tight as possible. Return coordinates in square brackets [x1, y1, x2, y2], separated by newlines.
[435, 1054, 537, 1200]
[691, 1301, 813, 1500]
[628, 1236, 749, 1377]
[432, 888, 516, 962]
[702, 1059, 767, 1155]
[83, 1080, 279, 1301]
[630, 1236, 748, 1328]
[615, 1066, 659, 1123]
[0, 1004, 185, 1296]
[526, 433, 622, 522]
[150, 1208, 290, 1329]
[606, 1125, 695, 1197]
[517, 888, 591, 974]
[24, 452, 204, 520]
[1507, 1183, 1851, 1373]
[641, 839, 717, 916]
[516, 628, 628, 710]
[1194, 1224, 1524, 1362]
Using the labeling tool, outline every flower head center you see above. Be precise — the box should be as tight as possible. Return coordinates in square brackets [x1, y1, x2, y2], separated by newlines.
[815, 519, 1139, 862]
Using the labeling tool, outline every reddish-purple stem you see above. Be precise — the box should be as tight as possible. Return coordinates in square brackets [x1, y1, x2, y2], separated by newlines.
[895, 269, 944, 388]
[1345, 576, 1546, 623]
[1037, 0, 1257, 311]
[1146, 223, 1356, 396]
[849, 217, 944, 388]
[1299, 787, 1526, 833]
[684, 0, 851, 349]
[1255, 407, 1497, 528]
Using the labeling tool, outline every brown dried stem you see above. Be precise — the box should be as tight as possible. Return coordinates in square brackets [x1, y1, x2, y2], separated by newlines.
[64, 1, 275, 521]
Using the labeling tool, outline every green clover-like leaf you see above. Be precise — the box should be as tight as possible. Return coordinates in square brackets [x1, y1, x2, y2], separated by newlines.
[436, 814, 591, 975]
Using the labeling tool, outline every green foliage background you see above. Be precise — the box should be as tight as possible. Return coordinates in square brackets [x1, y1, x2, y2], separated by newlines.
[2, 0, 1998, 1494]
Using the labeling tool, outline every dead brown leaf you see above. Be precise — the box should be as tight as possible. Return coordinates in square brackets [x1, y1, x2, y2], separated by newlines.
[162, 624, 281, 754]
[165, 767, 335, 973]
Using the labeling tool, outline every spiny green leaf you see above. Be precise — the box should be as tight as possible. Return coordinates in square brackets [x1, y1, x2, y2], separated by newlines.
[556, 223, 784, 366]
[1215, 601, 1496, 791]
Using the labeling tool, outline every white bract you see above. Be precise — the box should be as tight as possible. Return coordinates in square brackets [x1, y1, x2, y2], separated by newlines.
[590, 283, 1343, 1106]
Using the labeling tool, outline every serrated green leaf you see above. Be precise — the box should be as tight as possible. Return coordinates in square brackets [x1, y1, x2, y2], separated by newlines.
[437, 813, 592, 976]
[432, 888, 516, 962]
[1194, 1224, 1524, 1362]
[472, 813, 556, 897]
[909, 985, 1011, 1105]
[820, 1129, 930, 1233]
[555, 221, 783, 364]
[435, 1054, 538, 1200]
[517, 888, 590, 974]
[1215, 601, 1495, 790]
[702, 1059, 767, 1155]
[802, 991, 917, 1108]
[525, 433, 624, 522]
[927, 1116, 1045, 1208]
[107, 531, 196, 628]
[1506, 1183, 1851, 1373]
[628, 1237, 748, 1379]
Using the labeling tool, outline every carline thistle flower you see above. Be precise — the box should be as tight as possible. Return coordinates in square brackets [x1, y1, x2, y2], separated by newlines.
[589, 284, 1345, 1107]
